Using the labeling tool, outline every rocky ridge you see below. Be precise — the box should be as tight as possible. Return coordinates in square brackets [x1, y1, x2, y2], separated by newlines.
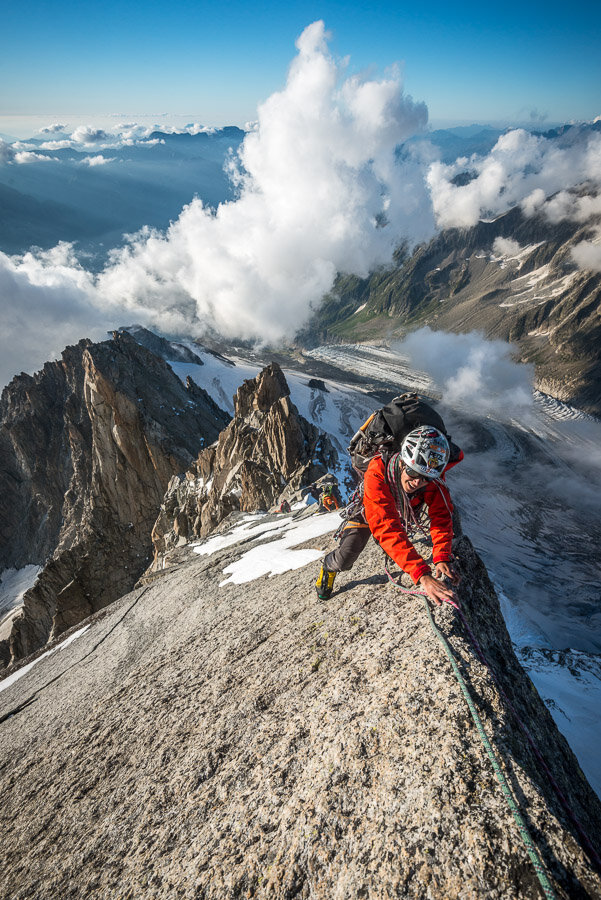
[0, 330, 229, 667]
[115, 324, 206, 366]
[150, 362, 339, 569]
[0, 510, 600, 898]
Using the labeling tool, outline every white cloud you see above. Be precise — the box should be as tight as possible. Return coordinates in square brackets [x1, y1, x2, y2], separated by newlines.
[71, 126, 110, 144]
[1, 141, 60, 165]
[571, 229, 601, 272]
[0, 140, 14, 164]
[0, 244, 112, 391]
[94, 21, 431, 343]
[542, 189, 601, 224]
[427, 128, 601, 230]
[113, 123, 154, 140]
[6, 24, 599, 392]
[493, 237, 522, 257]
[37, 123, 68, 135]
[187, 123, 216, 134]
[0, 22, 434, 387]
[36, 127, 166, 153]
[132, 138, 164, 146]
[38, 139, 74, 150]
[80, 155, 116, 166]
[14, 151, 57, 164]
[159, 122, 216, 135]
[395, 327, 534, 420]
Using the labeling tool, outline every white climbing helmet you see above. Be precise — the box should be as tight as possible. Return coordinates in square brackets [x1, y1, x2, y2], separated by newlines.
[400, 426, 450, 479]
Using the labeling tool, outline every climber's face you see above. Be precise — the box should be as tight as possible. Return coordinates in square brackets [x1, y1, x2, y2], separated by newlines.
[400, 466, 429, 494]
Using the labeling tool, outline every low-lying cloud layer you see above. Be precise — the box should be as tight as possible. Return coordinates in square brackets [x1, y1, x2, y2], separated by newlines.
[395, 327, 535, 420]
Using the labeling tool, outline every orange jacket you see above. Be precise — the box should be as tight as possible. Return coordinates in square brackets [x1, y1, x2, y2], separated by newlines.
[363, 454, 461, 584]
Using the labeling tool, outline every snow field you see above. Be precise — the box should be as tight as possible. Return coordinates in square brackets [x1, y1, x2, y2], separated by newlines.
[0, 625, 90, 695]
[194, 509, 341, 585]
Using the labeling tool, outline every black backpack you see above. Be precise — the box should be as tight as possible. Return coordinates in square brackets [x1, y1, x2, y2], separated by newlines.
[348, 392, 459, 474]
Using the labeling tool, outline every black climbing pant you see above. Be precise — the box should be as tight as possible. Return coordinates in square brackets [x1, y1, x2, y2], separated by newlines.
[324, 518, 372, 572]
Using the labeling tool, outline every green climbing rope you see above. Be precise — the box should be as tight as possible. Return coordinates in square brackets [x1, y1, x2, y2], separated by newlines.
[421, 597, 557, 900]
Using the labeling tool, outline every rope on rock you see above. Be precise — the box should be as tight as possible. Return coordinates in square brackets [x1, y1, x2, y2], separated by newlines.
[387, 568, 557, 898]
[452, 601, 601, 874]
[387, 561, 601, 875]
[420, 595, 557, 900]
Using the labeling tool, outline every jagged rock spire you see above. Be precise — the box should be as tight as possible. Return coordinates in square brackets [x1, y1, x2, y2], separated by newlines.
[151, 362, 339, 568]
[0, 332, 229, 667]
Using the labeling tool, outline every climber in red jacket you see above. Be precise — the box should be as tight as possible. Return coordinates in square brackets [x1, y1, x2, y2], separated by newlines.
[316, 426, 463, 604]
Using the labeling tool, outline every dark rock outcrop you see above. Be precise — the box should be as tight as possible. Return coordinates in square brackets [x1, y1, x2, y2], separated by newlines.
[0, 331, 229, 666]
[115, 324, 205, 365]
[0, 513, 600, 898]
[151, 363, 339, 568]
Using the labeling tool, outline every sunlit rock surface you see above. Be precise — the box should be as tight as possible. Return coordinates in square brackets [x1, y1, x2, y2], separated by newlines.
[0, 330, 229, 666]
[0, 516, 599, 898]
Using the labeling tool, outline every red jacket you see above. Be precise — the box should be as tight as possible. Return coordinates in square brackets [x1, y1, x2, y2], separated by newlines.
[363, 453, 461, 584]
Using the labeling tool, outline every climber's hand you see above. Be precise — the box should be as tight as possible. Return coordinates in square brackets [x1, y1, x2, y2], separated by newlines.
[433, 561, 461, 584]
[417, 574, 456, 606]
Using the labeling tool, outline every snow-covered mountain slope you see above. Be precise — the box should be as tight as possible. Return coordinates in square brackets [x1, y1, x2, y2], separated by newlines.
[164, 338, 601, 799]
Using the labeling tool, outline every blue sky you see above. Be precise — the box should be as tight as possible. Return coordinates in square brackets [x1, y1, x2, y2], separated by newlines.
[1, 0, 600, 133]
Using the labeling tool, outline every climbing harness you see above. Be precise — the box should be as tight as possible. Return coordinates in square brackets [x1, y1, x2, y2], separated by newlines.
[334, 484, 366, 539]
[387, 568, 601, 891]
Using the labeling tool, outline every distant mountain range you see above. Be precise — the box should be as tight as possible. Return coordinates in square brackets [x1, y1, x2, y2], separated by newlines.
[0, 128, 246, 260]
[298, 205, 601, 415]
[405, 120, 601, 163]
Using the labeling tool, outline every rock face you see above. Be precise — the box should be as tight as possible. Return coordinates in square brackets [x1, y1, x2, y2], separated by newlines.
[303, 206, 601, 414]
[0, 513, 600, 898]
[115, 324, 205, 366]
[151, 362, 339, 567]
[0, 331, 229, 666]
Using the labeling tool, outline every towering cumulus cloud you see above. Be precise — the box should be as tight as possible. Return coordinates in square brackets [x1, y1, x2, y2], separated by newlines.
[0, 22, 431, 386]
[98, 21, 430, 341]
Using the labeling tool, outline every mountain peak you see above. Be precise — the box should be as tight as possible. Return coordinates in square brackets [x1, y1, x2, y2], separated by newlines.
[0, 331, 229, 666]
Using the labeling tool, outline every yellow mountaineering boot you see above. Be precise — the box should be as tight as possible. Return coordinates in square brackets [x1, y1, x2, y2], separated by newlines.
[315, 563, 336, 600]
